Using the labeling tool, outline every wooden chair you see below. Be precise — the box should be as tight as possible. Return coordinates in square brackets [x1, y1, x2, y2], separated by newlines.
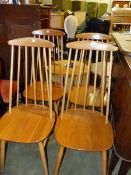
[54, 40, 118, 175]
[30, 29, 65, 115]
[76, 32, 112, 93]
[0, 37, 55, 175]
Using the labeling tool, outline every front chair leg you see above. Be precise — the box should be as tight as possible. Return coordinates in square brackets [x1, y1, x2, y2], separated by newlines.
[54, 145, 65, 175]
[0, 140, 5, 171]
[38, 140, 48, 175]
[102, 151, 107, 175]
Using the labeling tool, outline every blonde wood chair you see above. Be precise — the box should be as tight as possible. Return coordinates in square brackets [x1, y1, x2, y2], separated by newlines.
[76, 32, 112, 104]
[0, 37, 55, 175]
[54, 40, 118, 175]
[30, 29, 65, 115]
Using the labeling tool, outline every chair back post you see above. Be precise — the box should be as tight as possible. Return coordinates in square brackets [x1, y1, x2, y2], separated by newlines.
[9, 45, 15, 113]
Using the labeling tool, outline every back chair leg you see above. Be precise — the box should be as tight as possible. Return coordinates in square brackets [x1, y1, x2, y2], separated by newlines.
[54, 101, 59, 117]
[102, 151, 107, 175]
[0, 140, 5, 171]
[54, 145, 65, 175]
[38, 140, 48, 175]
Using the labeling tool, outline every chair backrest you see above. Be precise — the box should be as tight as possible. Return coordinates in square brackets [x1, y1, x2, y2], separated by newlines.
[32, 29, 65, 61]
[64, 15, 78, 39]
[32, 29, 65, 86]
[8, 37, 55, 116]
[76, 32, 112, 42]
[76, 32, 112, 77]
[61, 40, 118, 123]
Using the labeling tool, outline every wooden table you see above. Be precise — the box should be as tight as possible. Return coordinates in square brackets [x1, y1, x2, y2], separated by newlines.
[112, 32, 131, 55]
[108, 32, 131, 175]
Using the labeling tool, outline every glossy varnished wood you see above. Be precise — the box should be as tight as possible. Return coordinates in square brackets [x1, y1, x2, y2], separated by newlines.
[55, 109, 113, 151]
[0, 105, 55, 143]
[69, 86, 107, 107]
[23, 82, 63, 102]
[66, 40, 118, 51]
[52, 60, 88, 76]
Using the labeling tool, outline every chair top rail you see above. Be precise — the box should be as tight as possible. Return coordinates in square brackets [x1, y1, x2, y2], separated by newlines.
[76, 33, 112, 41]
[66, 40, 118, 52]
[8, 37, 55, 48]
[32, 29, 65, 37]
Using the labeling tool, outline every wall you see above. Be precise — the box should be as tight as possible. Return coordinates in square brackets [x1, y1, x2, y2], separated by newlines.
[52, 0, 113, 15]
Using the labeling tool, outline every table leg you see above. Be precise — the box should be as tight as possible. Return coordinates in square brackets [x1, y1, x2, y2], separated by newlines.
[108, 149, 119, 175]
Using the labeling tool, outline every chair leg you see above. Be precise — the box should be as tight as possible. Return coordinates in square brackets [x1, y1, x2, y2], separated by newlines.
[54, 100, 60, 117]
[102, 151, 107, 175]
[38, 140, 48, 175]
[54, 145, 65, 175]
[0, 140, 5, 171]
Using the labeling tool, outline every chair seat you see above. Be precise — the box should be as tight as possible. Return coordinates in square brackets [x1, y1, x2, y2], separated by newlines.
[0, 104, 55, 143]
[52, 60, 88, 76]
[70, 85, 107, 107]
[23, 82, 63, 102]
[55, 109, 114, 151]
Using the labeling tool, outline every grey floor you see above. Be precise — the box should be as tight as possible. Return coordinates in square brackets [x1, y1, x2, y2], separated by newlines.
[1, 133, 131, 175]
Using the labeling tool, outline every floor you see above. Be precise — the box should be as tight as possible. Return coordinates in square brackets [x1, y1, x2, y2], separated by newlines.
[1, 133, 131, 175]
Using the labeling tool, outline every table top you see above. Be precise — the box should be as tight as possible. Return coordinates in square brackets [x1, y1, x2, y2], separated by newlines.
[112, 32, 131, 54]
[112, 32, 131, 73]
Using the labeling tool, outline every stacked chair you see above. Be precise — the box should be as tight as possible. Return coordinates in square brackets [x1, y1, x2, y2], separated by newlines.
[0, 37, 55, 175]
[76, 32, 112, 93]
[27, 29, 66, 116]
[54, 40, 118, 175]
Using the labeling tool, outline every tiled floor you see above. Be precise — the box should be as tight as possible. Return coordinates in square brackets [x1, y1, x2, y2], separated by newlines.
[1, 133, 131, 175]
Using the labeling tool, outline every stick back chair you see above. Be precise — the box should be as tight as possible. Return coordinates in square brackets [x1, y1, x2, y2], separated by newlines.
[54, 40, 118, 175]
[0, 37, 55, 175]
[75, 32, 112, 107]
[30, 29, 65, 115]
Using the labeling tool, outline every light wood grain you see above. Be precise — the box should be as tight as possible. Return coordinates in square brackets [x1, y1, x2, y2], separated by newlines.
[0, 105, 55, 143]
[55, 109, 114, 151]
